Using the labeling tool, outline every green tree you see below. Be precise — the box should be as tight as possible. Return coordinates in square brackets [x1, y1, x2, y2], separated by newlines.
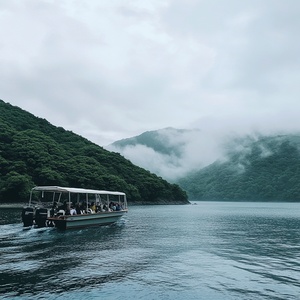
[1, 171, 33, 202]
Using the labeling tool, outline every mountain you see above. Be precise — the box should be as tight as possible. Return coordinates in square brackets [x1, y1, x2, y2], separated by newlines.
[108, 127, 300, 202]
[177, 134, 300, 201]
[107, 127, 220, 181]
[0, 100, 189, 204]
[109, 127, 190, 157]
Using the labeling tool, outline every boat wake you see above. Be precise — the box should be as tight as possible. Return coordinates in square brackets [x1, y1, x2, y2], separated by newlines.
[0, 223, 54, 245]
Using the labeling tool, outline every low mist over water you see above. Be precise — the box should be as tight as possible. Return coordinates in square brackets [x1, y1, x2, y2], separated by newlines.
[1, 202, 300, 299]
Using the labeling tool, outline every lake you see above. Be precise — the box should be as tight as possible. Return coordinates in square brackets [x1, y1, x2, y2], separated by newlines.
[1, 202, 300, 299]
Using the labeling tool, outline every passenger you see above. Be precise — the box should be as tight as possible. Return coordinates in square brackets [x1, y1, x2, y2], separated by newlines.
[116, 203, 121, 211]
[95, 204, 101, 213]
[65, 205, 71, 215]
[80, 202, 86, 214]
[99, 203, 105, 212]
[58, 201, 67, 211]
[75, 203, 82, 214]
[70, 206, 77, 215]
[50, 202, 58, 217]
[91, 202, 96, 212]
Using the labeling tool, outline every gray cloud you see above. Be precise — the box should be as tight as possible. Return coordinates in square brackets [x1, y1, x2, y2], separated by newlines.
[0, 0, 299, 147]
[108, 128, 227, 181]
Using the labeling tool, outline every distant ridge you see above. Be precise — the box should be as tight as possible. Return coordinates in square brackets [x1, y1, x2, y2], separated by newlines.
[107, 127, 205, 181]
[109, 127, 300, 202]
[109, 127, 196, 157]
[178, 134, 300, 201]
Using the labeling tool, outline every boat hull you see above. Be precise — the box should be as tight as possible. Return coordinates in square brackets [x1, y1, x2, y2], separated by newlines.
[48, 210, 127, 230]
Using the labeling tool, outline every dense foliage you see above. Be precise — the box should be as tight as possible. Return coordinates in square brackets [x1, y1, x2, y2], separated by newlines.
[177, 135, 300, 201]
[0, 100, 188, 204]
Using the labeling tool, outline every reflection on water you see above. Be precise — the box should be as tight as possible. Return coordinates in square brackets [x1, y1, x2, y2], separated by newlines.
[1, 202, 300, 299]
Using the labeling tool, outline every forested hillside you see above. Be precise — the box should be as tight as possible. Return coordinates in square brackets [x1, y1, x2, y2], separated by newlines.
[0, 100, 188, 204]
[177, 135, 300, 201]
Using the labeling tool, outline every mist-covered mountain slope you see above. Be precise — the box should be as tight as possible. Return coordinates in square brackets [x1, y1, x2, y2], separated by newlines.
[177, 134, 300, 201]
[109, 127, 300, 201]
[0, 100, 188, 204]
[107, 127, 220, 181]
[109, 127, 190, 157]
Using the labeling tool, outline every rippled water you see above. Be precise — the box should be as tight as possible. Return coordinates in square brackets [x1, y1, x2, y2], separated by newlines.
[1, 202, 300, 299]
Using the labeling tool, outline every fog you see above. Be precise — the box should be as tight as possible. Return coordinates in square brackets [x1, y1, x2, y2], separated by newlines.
[107, 126, 300, 181]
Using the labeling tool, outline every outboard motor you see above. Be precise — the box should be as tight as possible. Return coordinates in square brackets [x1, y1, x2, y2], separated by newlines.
[35, 208, 48, 228]
[22, 207, 34, 227]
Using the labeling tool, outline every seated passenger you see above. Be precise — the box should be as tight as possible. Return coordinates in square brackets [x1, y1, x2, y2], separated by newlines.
[91, 202, 96, 212]
[65, 205, 71, 215]
[70, 206, 77, 215]
[75, 204, 81, 214]
[98, 204, 105, 212]
[80, 203, 86, 214]
[50, 202, 58, 217]
[58, 201, 67, 211]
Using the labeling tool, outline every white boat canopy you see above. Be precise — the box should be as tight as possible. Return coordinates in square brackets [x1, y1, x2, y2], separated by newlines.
[32, 186, 126, 196]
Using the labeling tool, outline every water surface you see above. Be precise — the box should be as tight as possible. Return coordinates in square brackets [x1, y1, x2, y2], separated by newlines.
[1, 202, 300, 299]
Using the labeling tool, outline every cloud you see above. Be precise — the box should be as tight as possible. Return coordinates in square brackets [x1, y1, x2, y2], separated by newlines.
[108, 128, 227, 181]
[0, 0, 299, 147]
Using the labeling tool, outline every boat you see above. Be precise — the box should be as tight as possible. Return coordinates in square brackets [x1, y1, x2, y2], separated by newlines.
[21, 186, 128, 230]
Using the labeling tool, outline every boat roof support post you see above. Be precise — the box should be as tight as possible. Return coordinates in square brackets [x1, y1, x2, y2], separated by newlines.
[86, 193, 88, 212]
[58, 193, 62, 203]
[29, 190, 33, 206]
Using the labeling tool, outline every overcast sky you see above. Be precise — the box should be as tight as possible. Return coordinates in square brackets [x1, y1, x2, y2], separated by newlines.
[1, 0, 300, 146]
